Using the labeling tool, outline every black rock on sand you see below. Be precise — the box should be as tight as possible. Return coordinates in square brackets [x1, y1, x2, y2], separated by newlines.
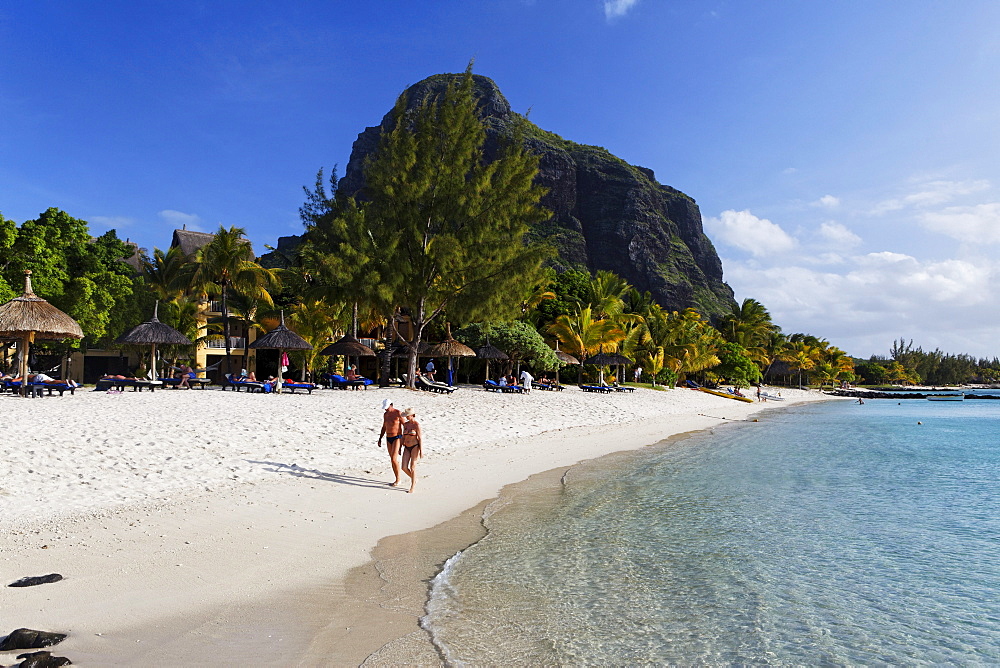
[0, 629, 67, 651]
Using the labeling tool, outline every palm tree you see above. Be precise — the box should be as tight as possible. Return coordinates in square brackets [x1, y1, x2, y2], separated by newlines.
[587, 270, 632, 319]
[142, 245, 190, 303]
[722, 298, 775, 364]
[781, 341, 818, 388]
[188, 226, 279, 375]
[547, 306, 626, 383]
[285, 300, 341, 381]
[761, 330, 789, 380]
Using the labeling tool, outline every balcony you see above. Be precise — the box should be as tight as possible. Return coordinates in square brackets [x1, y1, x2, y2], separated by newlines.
[206, 337, 246, 349]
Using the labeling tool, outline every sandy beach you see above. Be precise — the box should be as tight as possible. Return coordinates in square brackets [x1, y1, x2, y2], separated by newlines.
[1, 384, 829, 666]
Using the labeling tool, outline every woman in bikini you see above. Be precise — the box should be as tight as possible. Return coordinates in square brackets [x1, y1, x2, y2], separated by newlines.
[400, 407, 423, 494]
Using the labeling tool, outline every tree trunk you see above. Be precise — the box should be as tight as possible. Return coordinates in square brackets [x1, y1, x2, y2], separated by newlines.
[221, 282, 232, 377]
[406, 301, 427, 390]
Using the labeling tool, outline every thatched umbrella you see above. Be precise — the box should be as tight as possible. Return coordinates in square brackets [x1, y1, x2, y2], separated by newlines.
[425, 324, 475, 385]
[249, 311, 312, 394]
[321, 334, 376, 357]
[584, 351, 634, 385]
[475, 339, 508, 383]
[115, 301, 192, 380]
[0, 271, 83, 396]
[552, 340, 580, 384]
[321, 333, 375, 379]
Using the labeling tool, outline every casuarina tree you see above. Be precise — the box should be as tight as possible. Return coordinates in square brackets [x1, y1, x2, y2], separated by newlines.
[304, 65, 552, 388]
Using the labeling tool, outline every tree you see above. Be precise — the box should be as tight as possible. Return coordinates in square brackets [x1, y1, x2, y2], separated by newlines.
[305, 66, 552, 388]
[455, 321, 560, 375]
[714, 342, 762, 388]
[285, 300, 340, 381]
[781, 340, 818, 388]
[0, 212, 17, 303]
[3, 209, 143, 347]
[142, 245, 191, 303]
[188, 226, 278, 374]
[533, 269, 592, 326]
[722, 298, 775, 364]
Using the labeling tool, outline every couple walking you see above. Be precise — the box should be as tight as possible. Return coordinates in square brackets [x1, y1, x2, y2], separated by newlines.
[377, 398, 422, 493]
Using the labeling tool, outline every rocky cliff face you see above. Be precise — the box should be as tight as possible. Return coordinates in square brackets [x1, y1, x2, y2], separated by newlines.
[338, 73, 735, 317]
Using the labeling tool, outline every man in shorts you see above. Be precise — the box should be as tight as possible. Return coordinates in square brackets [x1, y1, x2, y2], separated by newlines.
[378, 398, 405, 487]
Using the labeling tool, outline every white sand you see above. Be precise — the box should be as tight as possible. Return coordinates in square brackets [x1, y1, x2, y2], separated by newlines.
[1, 384, 830, 665]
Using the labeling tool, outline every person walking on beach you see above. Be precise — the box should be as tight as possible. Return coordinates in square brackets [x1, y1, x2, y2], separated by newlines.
[520, 368, 533, 393]
[425, 359, 436, 381]
[634, 366, 642, 383]
[378, 398, 405, 487]
[400, 407, 423, 494]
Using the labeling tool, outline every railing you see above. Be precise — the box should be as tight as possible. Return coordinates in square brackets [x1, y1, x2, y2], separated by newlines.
[360, 338, 377, 349]
[206, 337, 246, 349]
[208, 300, 223, 313]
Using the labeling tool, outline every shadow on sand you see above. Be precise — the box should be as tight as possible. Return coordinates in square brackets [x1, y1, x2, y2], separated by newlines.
[246, 460, 400, 490]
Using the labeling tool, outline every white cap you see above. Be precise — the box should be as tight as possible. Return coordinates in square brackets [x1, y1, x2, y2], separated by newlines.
[381, 398, 392, 410]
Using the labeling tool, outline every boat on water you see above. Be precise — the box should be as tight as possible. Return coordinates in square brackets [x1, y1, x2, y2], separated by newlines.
[927, 393, 965, 401]
[698, 387, 755, 403]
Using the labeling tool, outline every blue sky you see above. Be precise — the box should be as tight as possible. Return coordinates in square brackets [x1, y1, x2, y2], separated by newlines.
[3, 1, 1000, 359]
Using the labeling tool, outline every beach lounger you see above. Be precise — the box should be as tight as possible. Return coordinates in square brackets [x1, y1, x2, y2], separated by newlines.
[281, 382, 319, 394]
[483, 380, 504, 392]
[580, 385, 613, 393]
[327, 374, 368, 390]
[159, 377, 212, 389]
[610, 383, 636, 393]
[34, 382, 77, 396]
[535, 382, 565, 391]
[416, 375, 456, 394]
[95, 378, 160, 392]
[221, 378, 265, 392]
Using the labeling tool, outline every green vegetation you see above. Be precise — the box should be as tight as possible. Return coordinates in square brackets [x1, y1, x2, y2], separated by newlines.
[299, 65, 553, 388]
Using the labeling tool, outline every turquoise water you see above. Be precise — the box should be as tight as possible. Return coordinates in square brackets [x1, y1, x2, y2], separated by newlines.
[422, 400, 1000, 665]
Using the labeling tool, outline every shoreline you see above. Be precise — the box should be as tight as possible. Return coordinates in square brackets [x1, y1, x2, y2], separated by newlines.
[1, 386, 832, 665]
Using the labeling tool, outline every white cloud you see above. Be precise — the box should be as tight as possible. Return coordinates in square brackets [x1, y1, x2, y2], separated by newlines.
[603, 0, 638, 20]
[870, 179, 990, 215]
[920, 202, 1000, 244]
[158, 209, 207, 232]
[817, 221, 861, 247]
[811, 195, 840, 208]
[722, 251, 995, 357]
[705, 209, 797, 257]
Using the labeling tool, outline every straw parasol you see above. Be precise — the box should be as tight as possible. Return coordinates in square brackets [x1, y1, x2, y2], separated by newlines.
[321, 334, 376, 357]
[321, 333, 376, 382]
[0, 271, 84, 396]
[250, 310, 312, 394]
[425, 324, 475, 385]
[584, 351, 634, 386]
[115, 301, 192, 380]
[475, 338, 508, 382]
[552, 340, 580, 384]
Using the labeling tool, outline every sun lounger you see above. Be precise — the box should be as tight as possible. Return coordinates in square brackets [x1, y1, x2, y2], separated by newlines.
[326, 374, 368, 390]
[95, 378, 161, 392]
[35, 381, 77, 396]
[416, 375, 456, 394]
[580, 385, 613, 393]
[483, 379, 504, 392]
[610, 383, 636, 393]
[3, 380, 72, 396]
[221, 378, 265, 392]
[159, 377, 212, 389]
[535, 382, 565, 391]
[281, 382, 319, 394]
